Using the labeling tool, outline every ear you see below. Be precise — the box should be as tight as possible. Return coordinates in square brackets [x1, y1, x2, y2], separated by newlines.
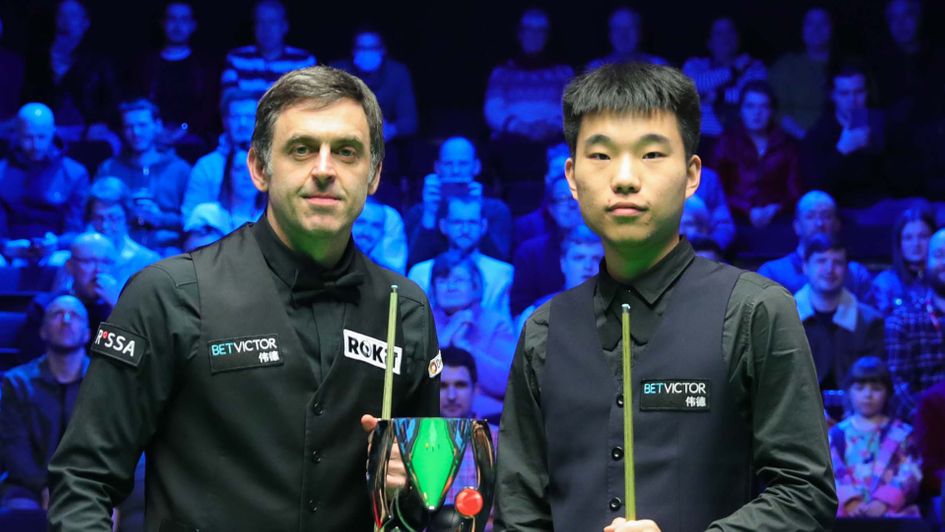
[439, 217, 448, 236]
[367, 162, 382, 195]
[472, 158, 482, 177]
[247, 147, 270, 193]
[564, 157, 578, 200]
[480, 217, 488, 235]
[684, 154, 701, 199]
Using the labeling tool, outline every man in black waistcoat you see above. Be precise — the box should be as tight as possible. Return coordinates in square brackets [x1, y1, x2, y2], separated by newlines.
[494, 63, 836, 531]
[46, 66, 441, 531]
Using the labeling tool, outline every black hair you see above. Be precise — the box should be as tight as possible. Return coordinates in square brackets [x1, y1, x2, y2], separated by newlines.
[739, 80, 779, 111]
[803, 232, 847, 262]
[843, 356, 893, 395]
[563, 62, 701, 159]
[441, 346, 477, 384]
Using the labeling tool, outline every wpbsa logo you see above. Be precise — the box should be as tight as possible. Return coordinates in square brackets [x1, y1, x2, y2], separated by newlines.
[95, 328, 137, 357]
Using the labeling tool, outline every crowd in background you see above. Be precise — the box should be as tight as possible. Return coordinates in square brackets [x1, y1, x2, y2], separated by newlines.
[0, 0, 944, 528]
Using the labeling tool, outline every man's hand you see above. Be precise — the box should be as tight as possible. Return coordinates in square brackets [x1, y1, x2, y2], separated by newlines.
[749, 204, 779, 229]
[439, 309, 475, 348]
[604, 517, 661, 532]
[94, 273, 121, 307]
[836, 126, 870, 155]
[859, 500, 888, 517]
[421, 174, 442, 229]
[361, 414, 407, 491]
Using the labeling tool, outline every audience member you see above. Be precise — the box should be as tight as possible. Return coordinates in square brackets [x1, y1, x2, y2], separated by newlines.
[183, 90, 261, 227]
[680, 195, 712, 241]
[96, 99, 190, 252]
[484, 8, 573, 144]
[511, 143, 576, 249]
[181, 202, 232, 252]
[516, 224, 603, 330]
[0, 295, 89, 509]
[84, 177, 160, 287]
[802, 64, 887, 206]
[691, 166, 736, 252]
[794, 233, 884, 390]
[220, 0, 315, 99]
[769, 7, 834, 138]
[510, 174, 582, 315]
[886, 228, 945, 418]
[352, 197, 407, 274]
[405, 137, 512, 264]
[682, 17, 767, 148]
[758, 191, 873, 299]
[428, 255, 515, 417]
[332, 27, 418, 142]
[830, 357, 922, 518]
[0, 14, 25, 123]
[135, 1, 217, 145]
[22, 0, 119, 143]
[0, 103, 89, 264]
[711, 81, 802, 228]
[914, 380, 945, 501]
[868, 205, 936, 315]
[585, 7, 668, 70]
[409, 194, 513, 318]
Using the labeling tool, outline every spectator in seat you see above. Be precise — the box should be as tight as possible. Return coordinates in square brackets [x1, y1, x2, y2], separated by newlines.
[96, 99, 191, 253]
[405, 136, 512, 265]
[914, 380, 945, 502]
[585, 7, 668, 70]
[758, 191, 873, 300]
[181, 202, 232, 252]
[220, 0, 315, 99]
[0, 295, 90, 510]
[868, 205, 936, 315]
[794, 233, 884, 391]
[711, 81, 802, 229]
[0, 103, 89, 265]
[352, 197, 406, 274]
[512, 143, 574, 248]
[830, 357, 922, 518]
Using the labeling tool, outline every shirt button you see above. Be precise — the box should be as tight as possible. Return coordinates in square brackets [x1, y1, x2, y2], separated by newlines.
[611, 447, 624, 461]
[312, 402, 324, 416]
[616, 394, 624, 408]
[312, 450, 321, 463]
[609, 497, 623, 511]
[308, 499, 318, 512]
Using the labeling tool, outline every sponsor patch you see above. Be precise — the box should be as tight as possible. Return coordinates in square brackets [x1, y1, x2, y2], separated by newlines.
[343, 329, 402, 375]
[428, 351, 443, 378]
[92, 323, 147, 367]
[639, 379, 710, 412]
[207, 334, 283, 374]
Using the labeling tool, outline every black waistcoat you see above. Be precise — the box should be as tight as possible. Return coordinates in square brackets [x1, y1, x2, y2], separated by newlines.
[542, 257, 751, 532]
[148, 224, 429, 532]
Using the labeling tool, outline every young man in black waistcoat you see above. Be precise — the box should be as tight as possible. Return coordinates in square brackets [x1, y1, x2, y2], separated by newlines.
[47, 66, 441, 531]
[494, 62, 837, 531]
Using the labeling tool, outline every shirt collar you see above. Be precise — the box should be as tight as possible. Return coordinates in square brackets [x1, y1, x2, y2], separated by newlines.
[597, 237, 696, 310]
[37, 354, 91, 385]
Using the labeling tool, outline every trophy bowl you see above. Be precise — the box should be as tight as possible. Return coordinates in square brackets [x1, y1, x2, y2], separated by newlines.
[367, 417, 496, 532]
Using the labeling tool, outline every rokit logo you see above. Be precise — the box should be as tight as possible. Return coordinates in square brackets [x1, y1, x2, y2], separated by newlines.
[343, 329, 402, 375]
[91, 323, 146, 367]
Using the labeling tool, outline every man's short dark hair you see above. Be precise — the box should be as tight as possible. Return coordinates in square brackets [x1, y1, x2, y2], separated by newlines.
[560, 223, 600, 257]
[85, 177, 132, 221]
[803, 232, 847, 261]
[563, 62, 701, 159]
[739, 80, 779, 110]
[831, 62, 869, 87]
[252, 66, 384, 176]
[119, 98, 161, 122]
[441, 346, 477, 384]
[220, 89, 258, 118]
[437, 194, 483, 223]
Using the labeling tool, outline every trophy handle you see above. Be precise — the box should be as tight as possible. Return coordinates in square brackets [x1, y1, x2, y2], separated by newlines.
[467, 421, 497, 532]
[368, 421, 396, 529]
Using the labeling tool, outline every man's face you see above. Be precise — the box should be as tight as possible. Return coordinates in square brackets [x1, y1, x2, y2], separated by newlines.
[440, 365, 476, 418]
[561, 241, 604, 289]
[225, 99, 257, 146]
[926, 232, 945, 296]
[547, 177, 582, 231]
[249, 99, 379, 248]
[804, 248, 847, 295]
[352, 202, 385, 253]
[67, 239, 116, 300]
[832, 74, 868, 118]
[164, 3, 196, 45]
[254, 3, 287, 51]
[802, 8, 832, 50]
[679, 209, 709, 239]
[89, 201, 128, 243]
[887, 0, 919, 47]
[184, 226, 225, 251]
[433, 265, 480, 314]
[564, 111, 700, 253]
[517, 12, 550, 55]
[122, 109, 160, 154]
[18, 119, 55, 161]
[352, 32, 385, 73]
[740, 91, 772, 133]
[39, 296, 90, 353]
[439, 200, 485, 254]
[901, 220, 932, 264]
[56, 0, 89, 40]
[707, 18, 738, 61]
[435, 141, 480, 183]
[794, 200, 839, 241]
[609, 9, 640, 54]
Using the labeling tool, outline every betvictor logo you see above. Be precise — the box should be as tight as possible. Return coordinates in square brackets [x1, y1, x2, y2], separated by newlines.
[343, 329, 402, 375]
